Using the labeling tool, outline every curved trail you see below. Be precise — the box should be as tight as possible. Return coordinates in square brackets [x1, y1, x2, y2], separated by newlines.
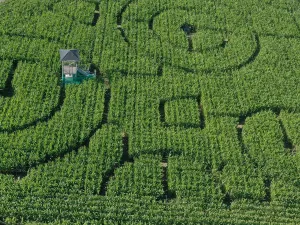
[1, 0, 299, 205]
[116, 0, 134, 26]
[236, 108, 296, 156]
[118, 3, 262, 73]
[148, 7, 197, 30]
[100, 142, 182, 201]
[236, 108, 296, 203]
[0, 55, 66, 133]
[117, 2, 300, 75]
[0, 85, 111, 177]
[116, 0, 133, 45]
[0, 60, 18, 97]
[164, 32, 260, 74]
[0, 2, 102, 176]
[0, 84, 66, 134]
[222, 32, 260, 73]
[91, 3, 100, 26]
[0, 1, 101, 133]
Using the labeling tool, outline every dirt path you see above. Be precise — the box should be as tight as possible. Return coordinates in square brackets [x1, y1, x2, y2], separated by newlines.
[0, 0, 5, 3]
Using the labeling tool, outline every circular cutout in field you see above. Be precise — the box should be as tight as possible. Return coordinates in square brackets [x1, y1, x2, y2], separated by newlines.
[150, 8, 259, 73]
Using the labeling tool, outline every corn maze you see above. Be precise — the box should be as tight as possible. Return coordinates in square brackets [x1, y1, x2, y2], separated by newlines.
[0, 0, 300, 224]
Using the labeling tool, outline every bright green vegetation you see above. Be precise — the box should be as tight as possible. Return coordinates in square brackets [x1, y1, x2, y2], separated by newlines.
[164, 98, 200, 127]
[106, 155, 164, 198]
[0, 0, 300, 224]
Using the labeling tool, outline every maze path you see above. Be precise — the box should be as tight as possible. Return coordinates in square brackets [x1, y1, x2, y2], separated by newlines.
[0, 60, 18, 97]
[0, 52, 66, 133]
[0, 0, 300, 215]
[100, 142, 182, 200]
[91, 2, 100, 26]
[116, 0, 300, 76]
[235, 109, 297, 203]
[86, 0, 300, 201]
[0, 1, 100, 132]
[99, 108, 297, 202]
[116, 0, 133, 45]
[117, 1, 261, 74]
[1, 85, 110, 178]
[0, 1, 104, 175]
[237, 109, 296, 156]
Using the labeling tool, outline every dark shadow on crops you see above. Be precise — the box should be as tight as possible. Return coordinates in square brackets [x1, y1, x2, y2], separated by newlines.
[181, 23, 196, 52]
[157, 59, 164, 76]
[221, 39, 228, 48]
[0, 170, 27, 180]
[91, 3, 100, 26]
[0, 56, 37, 64]
[117, 27, 130, 45]
[221, 184, 232, 208]
[3, 32, 64, 44]
[159, 101, 166, 123]
[263, 178, 271, 203]
[117, 0, 134, 25]
[0, 83, 111, 176]
[89, 63, 101, 79]
[170, 64, 196, 74]
[279, 120, 295, 154]
[198, 95, 205, 129]
[0, 60, 18, 97]
[159, 152, 176, 201]
[0, 78, 66, 134]
[181, 23, 196, 35]
[100, 132, 133, 196]
[233, 32, 260, 71]
[234, 108, 295, 162]
[148, 10, 162, 30]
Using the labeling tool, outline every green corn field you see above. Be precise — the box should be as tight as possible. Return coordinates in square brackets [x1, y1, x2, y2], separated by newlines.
[0, 0, 300, 224]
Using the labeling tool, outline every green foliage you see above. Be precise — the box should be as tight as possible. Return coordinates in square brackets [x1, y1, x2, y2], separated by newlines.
[17, 125, 122, 195]
[221, 159, 265, 201]
[107, 155, 164, 199]
[0, 0, 300, 224]
[164, 98, 200, 127]
[242, 111, 286, 177]
[168, 156, 224, 206]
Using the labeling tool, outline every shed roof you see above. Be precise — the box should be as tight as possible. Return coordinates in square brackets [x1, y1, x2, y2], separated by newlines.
[59, 49, 80, 62]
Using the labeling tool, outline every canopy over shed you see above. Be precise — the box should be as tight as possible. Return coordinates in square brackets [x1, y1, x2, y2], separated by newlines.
[59, 49, 80, 62]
